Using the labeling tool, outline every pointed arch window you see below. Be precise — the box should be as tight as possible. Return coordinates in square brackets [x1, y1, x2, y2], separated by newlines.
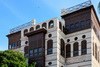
[73, 42, 79, 56]
[60, 39, 65, 57]
[47, 40, 53, 55]
[66, 44, 71, 58]
[81, 40, 87, 55]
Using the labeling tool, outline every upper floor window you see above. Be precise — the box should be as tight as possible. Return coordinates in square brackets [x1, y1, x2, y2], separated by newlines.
[24, 46, 29, 57]
[24, 54, 29, 58]
[81, 40, 87, 55]
[38, 48, 43, 55]
[33, 48, 38, 56]
[93, 42, 94, 56]
[49, 20, 54, 28]
[95, 43, 97, 60]
[73, 42, 79, 56]
[60, 39, 65, 57]
[47, 39, 53, 55]
[36, 25, 40, 29]
[75, 23, 80, 29]
[66, 25, 70, 31]
[29, 50, 33, 56]
[42, 23, 47, 28]
[80, 21, 85, 28]
[86, 20, 91, 26]
[70, 24, 74, 31]
[24, 29, 28, 36]
[9, 45, 11, 49]
[66, 44, 71, 58]
[30, 27, 34, 32]
[59, 22, 62, 31]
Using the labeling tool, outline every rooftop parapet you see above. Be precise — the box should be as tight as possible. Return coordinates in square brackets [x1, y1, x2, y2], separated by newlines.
[61, 0, 92, 16]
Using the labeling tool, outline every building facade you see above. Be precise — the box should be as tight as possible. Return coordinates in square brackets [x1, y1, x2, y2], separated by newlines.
[7, 1, 100, 67]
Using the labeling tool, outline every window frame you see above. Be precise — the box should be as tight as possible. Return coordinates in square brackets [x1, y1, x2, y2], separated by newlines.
[73, 42, 79, 56]
[49, 20, 54, 29]
[47, 40, 53, 55]
[66, 44, 71, 58]
[81, 40, 87, 55]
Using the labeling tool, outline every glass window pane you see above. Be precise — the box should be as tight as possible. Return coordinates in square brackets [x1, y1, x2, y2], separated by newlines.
[70, 24, 74, 31]
[29, 50, 33, 56]
[39, 48, 43, 55]
[47, 48, 53, 55]
[66, 26, 70, 30]
[73, 51, 78, 56]
[82, 49, 87, 55]
[33, 49, 38, 53]
[25, 54, 29, 58]
[33, 49, 38, 56]
[75, 23, 80, 29]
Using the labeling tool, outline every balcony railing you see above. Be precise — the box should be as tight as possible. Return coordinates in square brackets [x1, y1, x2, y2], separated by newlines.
[10, 21, 32, 34]
[61, 0, 92, 15]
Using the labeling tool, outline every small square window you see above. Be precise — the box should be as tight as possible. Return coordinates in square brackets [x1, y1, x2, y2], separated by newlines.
[11, 43, 14, 49]
[80, 21, 85, 28]
[25, 54, 29, 58]
[47, 48, 53, 55]
[73, 51, 78, 56]
[9, 45, 11, 49]
[39, 48, 43, 55]
[70, 24, 74, 31]
[66, 26, 70, 31]
[33, 49, 38, 56]
[81, 49, 87, 55]
[86, 20, 91, 26]
[29, 50, 33, 56]
[75, 23, 80, 29]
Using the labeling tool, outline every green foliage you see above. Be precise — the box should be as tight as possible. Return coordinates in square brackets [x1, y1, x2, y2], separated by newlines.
[0, 50, 36, 67]
[28, 62, 36, 67]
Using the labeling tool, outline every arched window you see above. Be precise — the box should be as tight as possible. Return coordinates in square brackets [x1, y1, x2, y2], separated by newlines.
[36, 25, 40, 29]
[73, 42, 79, 56]
[60, 39, 65, 57]
[59, 22, 62, 31]
[24, 46, 29, 57]
[95, 43, 97, 60]
[42, 23, 47, 28]
[93, 42, 94, 56]
[47, 40, 53, 55]
[24, 29, 28, 36]
[66, 44, 71, 58]
[98, 52, 99, 62]
[81, 40, 87, 55]
[49, 20, 54, 28]
[30, 27, 34, 32]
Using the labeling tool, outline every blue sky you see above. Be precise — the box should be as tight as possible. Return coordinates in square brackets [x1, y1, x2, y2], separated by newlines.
[0, 0, 100, 51]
